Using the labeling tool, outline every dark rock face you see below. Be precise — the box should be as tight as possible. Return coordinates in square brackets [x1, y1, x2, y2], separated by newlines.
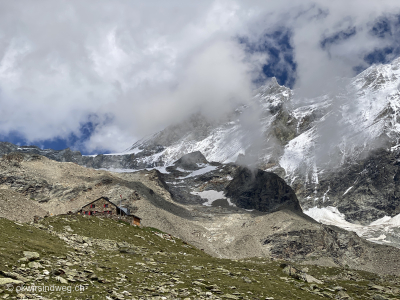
[173, 151, 208, 170]
[225, 167, 302, 213]
[298, 148, 400, 224]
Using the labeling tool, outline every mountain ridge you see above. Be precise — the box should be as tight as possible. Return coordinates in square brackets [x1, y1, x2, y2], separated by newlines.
[2, 59, 400, 246]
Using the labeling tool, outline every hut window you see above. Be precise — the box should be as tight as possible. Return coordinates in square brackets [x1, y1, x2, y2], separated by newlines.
[90, 204, 95, 208]
[104, 204, 108, 208]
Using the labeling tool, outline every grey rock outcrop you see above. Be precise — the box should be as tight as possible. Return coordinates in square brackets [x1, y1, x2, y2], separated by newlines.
[0, 277, 23, 286]
[280, 263, 323, 284]
[22, 251, 40, 261]
[173, 151, 208, 170]
[225, 167, 302, 213]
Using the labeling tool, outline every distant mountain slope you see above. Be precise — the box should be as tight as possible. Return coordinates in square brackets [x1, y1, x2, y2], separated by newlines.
[128, 77, 295, 168]
[2, 59, 400, 227]
[126, 59, 400, 225]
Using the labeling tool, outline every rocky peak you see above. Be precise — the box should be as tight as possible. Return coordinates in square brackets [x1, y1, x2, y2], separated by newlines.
[173, 151, 208, 170]
[225, 166, 302, 213]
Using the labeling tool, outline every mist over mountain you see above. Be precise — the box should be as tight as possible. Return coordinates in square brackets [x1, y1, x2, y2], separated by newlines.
[127, 58, 400, 227]
[3, 57, 400, 232]
[2, 1, 400, 154]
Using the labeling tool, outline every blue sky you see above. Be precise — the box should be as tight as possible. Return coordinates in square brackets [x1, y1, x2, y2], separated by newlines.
[1, 1, 400, 155]
[0, 121, 96, 153]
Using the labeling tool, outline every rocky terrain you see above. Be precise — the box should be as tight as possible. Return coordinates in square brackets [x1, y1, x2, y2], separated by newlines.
[1, 151, 400, 279]
[1, 215, 400, 300]
[0, 189, 48, 223]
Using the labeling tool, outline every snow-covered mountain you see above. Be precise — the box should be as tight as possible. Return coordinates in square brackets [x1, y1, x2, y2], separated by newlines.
[127, 78, 294, 169]
[2, 58, 400, 247]
[126, 58, 400, 226]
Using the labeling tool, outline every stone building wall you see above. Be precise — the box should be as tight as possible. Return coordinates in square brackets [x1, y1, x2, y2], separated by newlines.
[81, 197, 117, 215]
[79, 197, 141, 226]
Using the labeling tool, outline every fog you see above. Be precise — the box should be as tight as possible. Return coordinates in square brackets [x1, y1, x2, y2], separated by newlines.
[0, 1, 400, 153]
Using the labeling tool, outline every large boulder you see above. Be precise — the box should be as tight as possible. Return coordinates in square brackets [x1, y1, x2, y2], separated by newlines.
[23, 251, 40, 261]
[225, 167, 302, 213]
[0, 277, 23, 286]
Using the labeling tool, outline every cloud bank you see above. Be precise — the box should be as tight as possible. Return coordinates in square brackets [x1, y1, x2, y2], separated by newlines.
[1, 0, 400, 153]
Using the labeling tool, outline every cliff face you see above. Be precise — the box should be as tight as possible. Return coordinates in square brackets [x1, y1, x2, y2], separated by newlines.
[298, 148, 400, 224]
[225, 167, 302, 213]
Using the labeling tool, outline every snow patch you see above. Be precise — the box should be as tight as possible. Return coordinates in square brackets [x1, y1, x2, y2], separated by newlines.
[179, 165, 218, 179]
[391, 144, 400, 152]
[97, 166, 170, 174]
[370, 216, 392, 226]
[343, 186, 353, 196]
[104, 147, 143, 156]
[279, 129, 316, 176]
[371, 213, 400, 227]
[304, 206, 400, 247]
[226, 198, 236, 207]
[369, 234, 387, 241]
[146, 166, 170, 174]
[190, 190, 236, 207]
[191, 190, 227, 206]
[304, 206, 358, 229]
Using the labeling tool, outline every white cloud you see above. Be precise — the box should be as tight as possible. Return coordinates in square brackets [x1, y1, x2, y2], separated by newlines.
[1, 0, 400, 153]
[83, 124, 134, 154]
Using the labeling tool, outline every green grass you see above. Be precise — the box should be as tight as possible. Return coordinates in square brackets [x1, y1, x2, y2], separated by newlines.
[0, 218, 69, 271]
[142, 226, 167, 234]
[0, 215, 398, 299]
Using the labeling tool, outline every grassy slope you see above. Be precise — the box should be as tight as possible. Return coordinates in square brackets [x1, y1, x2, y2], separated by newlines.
[0, 216, 398, 299]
